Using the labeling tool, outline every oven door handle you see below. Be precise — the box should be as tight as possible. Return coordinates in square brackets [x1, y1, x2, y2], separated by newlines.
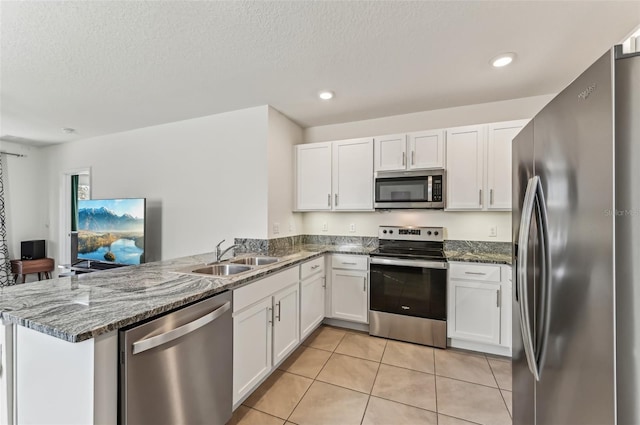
[370, 257, 448, 269]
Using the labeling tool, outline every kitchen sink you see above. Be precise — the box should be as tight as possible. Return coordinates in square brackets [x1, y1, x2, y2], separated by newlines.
[229, 256, 279, 266]
[190, 264, 253, 276]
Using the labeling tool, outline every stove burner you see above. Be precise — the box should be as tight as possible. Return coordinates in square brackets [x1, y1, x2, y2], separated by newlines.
[373, 225, 446, 262]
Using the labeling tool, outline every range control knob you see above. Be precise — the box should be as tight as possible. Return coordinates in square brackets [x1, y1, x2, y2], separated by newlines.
[389, 230, 394, 234]
[383, 230, 387, 234]
[426, 231, 432, 236]
[434, 231, 439, 236]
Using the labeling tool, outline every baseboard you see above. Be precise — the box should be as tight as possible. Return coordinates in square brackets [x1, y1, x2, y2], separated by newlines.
[322, 318, 369, 333]
[449, 338, 512, 358]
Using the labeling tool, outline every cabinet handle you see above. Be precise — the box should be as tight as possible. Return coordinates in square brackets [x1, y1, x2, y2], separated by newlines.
[328, 194, 331, 207]
[311, 265, 320, 270]
[465, 271, 486, 275]
[322, 277, 326, 288]
[490, 189, 494, 205]
[479, 189, 483, 206]
[363, 276, 367, 292]
[276, 301, 281, 322]
[496, 290, 501, 308]
[411, 151, 415, 165]
[335, 193, 339, 207]
[268, 307, 273, 325]
[342, 262, 357, 265]
[402, 152, 406, 166]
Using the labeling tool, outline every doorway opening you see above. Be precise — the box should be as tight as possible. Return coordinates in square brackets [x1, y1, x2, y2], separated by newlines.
[59, 168, 90, 266]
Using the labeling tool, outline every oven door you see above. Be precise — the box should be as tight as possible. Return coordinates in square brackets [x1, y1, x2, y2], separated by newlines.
[369, 257, 447, 320]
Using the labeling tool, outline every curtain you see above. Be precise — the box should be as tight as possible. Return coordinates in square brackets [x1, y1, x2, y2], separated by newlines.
[0, 157, 13, 286]
[71, 174, 79, 232]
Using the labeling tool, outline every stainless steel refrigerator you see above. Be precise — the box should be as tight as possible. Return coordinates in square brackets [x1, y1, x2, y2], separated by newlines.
[512, 45, 640, 425]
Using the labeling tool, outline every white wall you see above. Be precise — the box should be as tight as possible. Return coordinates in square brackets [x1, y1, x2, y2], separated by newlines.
[303, 210, 513, 241]
[0, 141, 47, 264]
[267, 107, 303, 238]
[44, 106, 270, 263]
[302, 94, 556, 242]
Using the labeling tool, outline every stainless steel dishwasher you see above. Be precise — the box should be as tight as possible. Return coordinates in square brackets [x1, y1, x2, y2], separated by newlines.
[119, 291, 232, 425]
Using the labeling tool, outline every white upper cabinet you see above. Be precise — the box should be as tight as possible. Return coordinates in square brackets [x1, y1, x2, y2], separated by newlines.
[408, 130, 445, 169]
[374, 130, 445, 172]
[332, 138, 374, 210]
[446, 125, 486, 210]
[446, 121, 526, 211]
[295, 142, 332, 211]
[486, 120, 528, 210]
[374, 134, 406, 171]
[295, 138, 373, 211]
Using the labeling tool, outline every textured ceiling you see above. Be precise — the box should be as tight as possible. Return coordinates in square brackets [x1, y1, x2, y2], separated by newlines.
[1, 1, 639, 145]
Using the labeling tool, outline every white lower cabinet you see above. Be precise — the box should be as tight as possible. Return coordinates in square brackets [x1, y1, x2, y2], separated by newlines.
[449, 279, 501, 344]
[330, 255, 369, 324]
[272, 284, 300, 365]
[233, 297, 273, 403]
[232, 267, 300, 406]
[448, 262, 512, 356]
[300, 257, 326, 340]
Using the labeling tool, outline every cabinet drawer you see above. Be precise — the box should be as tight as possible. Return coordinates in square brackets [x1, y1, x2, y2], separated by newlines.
[300, 257, 324, 280]
[233, 266, 299, 313]
[332, 255, 368, 271]
[450, 263, 501, 282]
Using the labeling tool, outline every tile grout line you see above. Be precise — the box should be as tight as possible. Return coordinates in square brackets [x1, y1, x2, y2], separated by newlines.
[283, 328, 348, 424]
[359, 338, 387, 425]
[486, 354, 513, 420]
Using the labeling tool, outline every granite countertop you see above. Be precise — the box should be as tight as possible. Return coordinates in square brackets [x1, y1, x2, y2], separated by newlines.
[444, 240, 512, 265]
[0, 245, 374, 343]
[0, 240, 509, 343]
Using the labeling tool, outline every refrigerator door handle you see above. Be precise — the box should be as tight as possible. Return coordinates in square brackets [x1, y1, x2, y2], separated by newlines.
[517, 176, 541, 381]
[132, 301, 231, 355]
[536, 176, 552, 379]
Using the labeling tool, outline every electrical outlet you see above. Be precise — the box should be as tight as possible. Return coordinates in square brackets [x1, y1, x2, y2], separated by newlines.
[349, 223, 356, 233]
[273, 222, 280, 235]
[489, 226, 497, 237]
[322, 222, 328, 232]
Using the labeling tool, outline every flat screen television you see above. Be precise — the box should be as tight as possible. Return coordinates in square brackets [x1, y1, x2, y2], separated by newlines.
[76, 198, 146, 265]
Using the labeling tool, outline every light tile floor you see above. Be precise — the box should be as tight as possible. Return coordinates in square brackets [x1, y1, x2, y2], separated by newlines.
[228, 325, 512, 425]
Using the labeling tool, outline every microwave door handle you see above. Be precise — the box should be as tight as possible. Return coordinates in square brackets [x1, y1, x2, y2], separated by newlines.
[427, 176, 433, 202]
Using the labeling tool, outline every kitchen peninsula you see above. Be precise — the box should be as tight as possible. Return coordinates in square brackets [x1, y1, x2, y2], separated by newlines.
[0, 243, 373, 424]
[0, 237, 509, 424]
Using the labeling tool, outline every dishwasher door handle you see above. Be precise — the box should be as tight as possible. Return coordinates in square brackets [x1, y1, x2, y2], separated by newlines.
[132, 301, 231, 355]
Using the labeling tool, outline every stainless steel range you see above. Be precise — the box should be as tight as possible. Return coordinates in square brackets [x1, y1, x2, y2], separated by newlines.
[369, 226, 448, 348]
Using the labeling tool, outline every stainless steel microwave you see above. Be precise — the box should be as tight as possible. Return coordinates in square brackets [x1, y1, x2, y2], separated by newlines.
[374, 169, 446, 209]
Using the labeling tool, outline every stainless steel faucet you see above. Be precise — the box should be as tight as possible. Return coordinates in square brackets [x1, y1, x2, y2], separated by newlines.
[215, 239, 240, 262]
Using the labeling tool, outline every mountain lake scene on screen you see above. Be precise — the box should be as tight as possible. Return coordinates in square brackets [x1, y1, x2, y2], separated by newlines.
[77, 199, 145, 265]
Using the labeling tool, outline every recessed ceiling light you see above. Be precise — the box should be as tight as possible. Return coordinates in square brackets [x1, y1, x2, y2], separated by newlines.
[491, 53, 516, 68]
[62, 127, 76, 134]
[318, 90, 334, 100]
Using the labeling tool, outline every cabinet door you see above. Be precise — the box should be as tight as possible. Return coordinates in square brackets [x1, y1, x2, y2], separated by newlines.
[273, 283, 300, 365]
[332, 138, 374, 210]
[487, 121, 527, 210]
[331, 270, 368, 323]
[295, 142, 332, 211]
[300, 274, 325, 340]
[445, 125, 486, 210]
[408, 130, 445, 170]
[233, 297, 273, 405]
[500, 265, 513, 349]
[374, 134, 406, 171]
[448, 280, 501, 344]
